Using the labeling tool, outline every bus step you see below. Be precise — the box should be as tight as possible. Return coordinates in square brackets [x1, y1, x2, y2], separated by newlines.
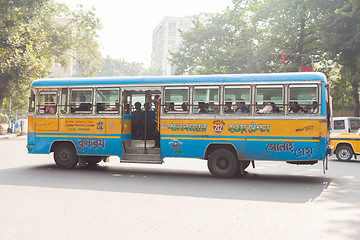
[125, 139, 156, 148]
[125, 147, 160, 154]
[121, 153, 162, 164]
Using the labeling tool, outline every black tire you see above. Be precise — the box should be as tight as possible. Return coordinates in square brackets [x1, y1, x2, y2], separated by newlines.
[208, 148, 239, 178]
[54, 142, 78, 169]
[336, 145, 353, 161]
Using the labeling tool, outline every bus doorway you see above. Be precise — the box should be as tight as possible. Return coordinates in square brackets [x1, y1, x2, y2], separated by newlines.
[121, 88, 161, 163]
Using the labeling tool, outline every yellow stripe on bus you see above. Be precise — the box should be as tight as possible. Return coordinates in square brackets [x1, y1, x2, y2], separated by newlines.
[162, 136, 319, 142]
[35, 135, 121, 139]
[161, 137, 246, 141]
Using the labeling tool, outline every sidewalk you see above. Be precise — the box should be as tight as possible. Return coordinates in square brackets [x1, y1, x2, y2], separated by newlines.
[0, 133, 24, 140]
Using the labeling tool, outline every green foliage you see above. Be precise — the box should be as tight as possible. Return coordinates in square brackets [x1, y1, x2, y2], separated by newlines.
[171, 0, 324, 75]
[96, 57, 146, 77]
[0, 0, 102, 112]
[171, 0, 360, 114]
[319, 0, 360, 115]
[171, 6, 263, 75]
[96, 56, 162, 77]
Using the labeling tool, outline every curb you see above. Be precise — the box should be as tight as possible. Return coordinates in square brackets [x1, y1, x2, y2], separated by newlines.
[0, 133, 23, 140]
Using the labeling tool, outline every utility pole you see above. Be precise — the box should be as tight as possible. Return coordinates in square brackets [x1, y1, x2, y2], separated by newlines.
[8, 96, 11, 133]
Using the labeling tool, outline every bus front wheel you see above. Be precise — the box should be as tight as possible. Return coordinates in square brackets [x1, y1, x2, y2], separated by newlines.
[208, 149, 239, 178]
[54, 142, 78, 169]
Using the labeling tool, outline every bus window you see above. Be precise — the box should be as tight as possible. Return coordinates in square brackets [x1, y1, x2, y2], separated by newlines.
[256, 85, 283, 114]
[224, 86, 250, 114]
[70, 89, 93, 113]
[38, 91, 57, 114]
[28, 91, 35, 113]
[96, 88, 119, 113]
[164, 86, 189, 113]
[289, 85, 318, 114]
[60, 88, 68, 114]
[193, 86, 219, 114]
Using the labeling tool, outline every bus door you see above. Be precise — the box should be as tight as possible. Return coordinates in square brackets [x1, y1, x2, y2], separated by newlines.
[121, 88, 161, 162]
[121, 89, 161, 142]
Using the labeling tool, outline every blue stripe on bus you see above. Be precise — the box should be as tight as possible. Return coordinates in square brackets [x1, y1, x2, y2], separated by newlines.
[31, 73, 326, 87]
[161, 136, 325, 160]
[161, 134, 322, 141]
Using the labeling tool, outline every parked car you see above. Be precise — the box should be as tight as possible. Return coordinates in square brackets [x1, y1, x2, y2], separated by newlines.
[331, 117, 360, 133]
[330, 128, 360, 161]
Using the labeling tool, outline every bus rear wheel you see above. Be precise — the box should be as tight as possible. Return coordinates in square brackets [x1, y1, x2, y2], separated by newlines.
[54, 142, 78, 169]
[208, 149, 239, 178]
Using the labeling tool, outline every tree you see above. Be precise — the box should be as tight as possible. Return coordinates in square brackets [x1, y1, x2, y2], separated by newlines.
[171, 0, 325, 75]
[253, 0, 324, 72]
[96, 57, 146, 77]
[170, 4, 262, 75]
[0, 0, 102, 111]
[319, 0, 360, 116]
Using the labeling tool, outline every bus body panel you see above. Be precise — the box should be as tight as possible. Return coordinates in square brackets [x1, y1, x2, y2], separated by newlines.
[160, 118, 327, 161]
[28, 117, 127, 156]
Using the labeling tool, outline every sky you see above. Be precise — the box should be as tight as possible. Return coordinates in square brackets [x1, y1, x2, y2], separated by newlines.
[57, 0, 233, 67]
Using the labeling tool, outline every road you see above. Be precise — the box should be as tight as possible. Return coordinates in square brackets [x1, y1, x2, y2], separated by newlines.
[0, 136, 360, 240]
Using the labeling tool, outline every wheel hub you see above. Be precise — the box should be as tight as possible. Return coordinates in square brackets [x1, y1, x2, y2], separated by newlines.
[217, 158, 229, 170]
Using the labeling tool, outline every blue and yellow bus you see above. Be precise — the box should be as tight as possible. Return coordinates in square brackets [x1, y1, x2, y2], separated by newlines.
[27, 72, 332, 177]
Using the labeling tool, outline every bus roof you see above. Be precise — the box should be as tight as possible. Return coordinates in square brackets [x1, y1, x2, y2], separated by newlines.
[31, 72, 327, 87]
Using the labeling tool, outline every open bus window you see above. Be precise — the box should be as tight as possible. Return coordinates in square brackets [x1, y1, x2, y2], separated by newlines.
[224, 86, 250, 114]
[96, 88, 120, 114]
[193, 86, 219, 114]
[256, 85, 283, 114]
[70, 89, 93, 113]
[38, 91, 57, 114]
[289, 85, 318, 114]
[28, 91, 35, 113]
[164, 86, 189, 114]
[60, 88, 68, 114]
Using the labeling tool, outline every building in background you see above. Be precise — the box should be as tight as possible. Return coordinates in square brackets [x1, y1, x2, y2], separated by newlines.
[151, 13, 214, 75]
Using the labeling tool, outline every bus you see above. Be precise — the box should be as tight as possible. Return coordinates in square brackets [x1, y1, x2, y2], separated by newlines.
[27, 72, 332, 178]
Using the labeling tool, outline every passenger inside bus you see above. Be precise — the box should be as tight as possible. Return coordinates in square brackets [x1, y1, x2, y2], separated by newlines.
[124, 103, 131, 114]
[207, 102, 215, 113]
[181, 102, 188, 112]
[224, 102, 234, 113]
[289, 101, 303, 113]
[164, 102, 176, 113]
[44, 95, 56, 114]
[235, 101, 248, 113]
[198, 102, 207, 113]
[256, 102, 273, 114]
[146, 92, 161, 147]
[131, 102, 144, 139]
[312, 101, 318, 113]
[143, 102, 156, 139]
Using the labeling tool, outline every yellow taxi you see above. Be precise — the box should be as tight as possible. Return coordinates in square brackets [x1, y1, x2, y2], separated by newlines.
[330, 129, 360, 161]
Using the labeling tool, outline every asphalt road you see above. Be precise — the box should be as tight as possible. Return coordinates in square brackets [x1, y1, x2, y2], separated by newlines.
[1, 136, 360, 240]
